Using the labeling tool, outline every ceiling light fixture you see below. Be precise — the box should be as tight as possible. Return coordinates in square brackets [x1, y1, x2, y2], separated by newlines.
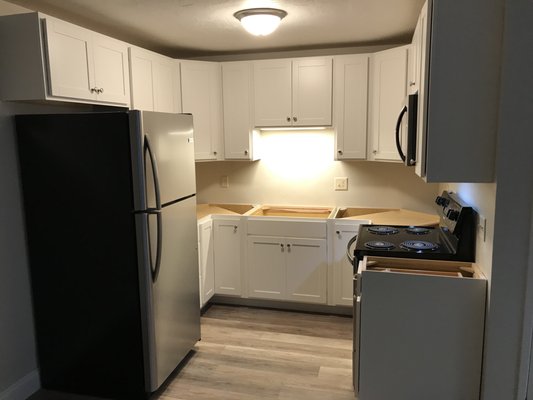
[234, 8, 287, 36]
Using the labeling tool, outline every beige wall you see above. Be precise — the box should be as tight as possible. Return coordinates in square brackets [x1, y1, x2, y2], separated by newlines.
[440, 183, 496, 283]
[196, 130, 440, 213]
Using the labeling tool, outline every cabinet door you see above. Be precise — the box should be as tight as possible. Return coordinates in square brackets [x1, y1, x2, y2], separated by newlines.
[332, 222, 365, 306]
[253, 59, 292, 127]
[44, 18, 95, 101]
[153, 59, 181, 113]
[286, 238, 327, 304]
[92, 33, 129, 105]
[181, 60, 223, 160]
[334, 54, 369, 160]
[129, 47, 155, 110]
[222, 61, 255, 160]
[368, 46, 408, 161]
[214, 219, 242, 296]
[198, 219, 214, 307]
[247, 236, 285, 300]
[292, 57, 333, 126]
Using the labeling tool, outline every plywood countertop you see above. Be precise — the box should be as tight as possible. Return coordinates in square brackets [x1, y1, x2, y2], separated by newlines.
[342, 209, 440, 227]
[197, 204, 240, 220]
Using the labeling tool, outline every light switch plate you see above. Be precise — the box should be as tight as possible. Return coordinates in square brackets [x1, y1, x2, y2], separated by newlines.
[334, 177, 348, 191]
[220, 175, 229, 188]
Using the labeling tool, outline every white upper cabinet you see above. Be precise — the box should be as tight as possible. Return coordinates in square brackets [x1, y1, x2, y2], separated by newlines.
[367, 45, 409, 162]
[253, 57, 332, 127]
[414, 0, 502, 182]
[180, 60, 224, 161]
[333, 54, 369, 160]
[129, 47, 181, 113]
[0, 13, 129, 106]
[221, 61, 259, 160]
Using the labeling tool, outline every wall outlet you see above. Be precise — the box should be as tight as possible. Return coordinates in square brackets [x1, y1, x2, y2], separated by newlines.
[334, 177, 348, 191]
[220, 175, 229, 188]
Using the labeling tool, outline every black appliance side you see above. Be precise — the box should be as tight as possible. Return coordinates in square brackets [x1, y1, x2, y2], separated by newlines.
[16, 112, 148, 400]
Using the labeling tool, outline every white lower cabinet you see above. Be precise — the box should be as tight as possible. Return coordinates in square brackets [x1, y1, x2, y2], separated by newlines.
[213, 218, 242, 296]
[247, 235, 327, 304]
[197, 218, 214, 307]
[331, 220, 369, 306]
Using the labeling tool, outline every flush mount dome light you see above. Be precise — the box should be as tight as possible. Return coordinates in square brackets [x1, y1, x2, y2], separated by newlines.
[234, 8, 287, 36]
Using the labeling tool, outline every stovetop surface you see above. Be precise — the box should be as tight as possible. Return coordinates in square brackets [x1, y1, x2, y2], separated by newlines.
[354, 224, 458, 262]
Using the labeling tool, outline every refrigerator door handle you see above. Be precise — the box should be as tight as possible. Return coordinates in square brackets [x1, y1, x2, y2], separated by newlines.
[144, 135, 163, 282]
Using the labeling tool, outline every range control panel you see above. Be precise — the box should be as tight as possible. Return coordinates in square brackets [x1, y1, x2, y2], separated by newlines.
[435, 191, 473, 234]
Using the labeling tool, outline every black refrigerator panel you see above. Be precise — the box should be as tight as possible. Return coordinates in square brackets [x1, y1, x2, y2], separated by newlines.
[16, 113, 147, 399]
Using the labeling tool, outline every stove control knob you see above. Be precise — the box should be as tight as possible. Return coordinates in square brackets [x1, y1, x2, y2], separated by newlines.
[435, 196, 449, 207]
[446, 209, 460, 221]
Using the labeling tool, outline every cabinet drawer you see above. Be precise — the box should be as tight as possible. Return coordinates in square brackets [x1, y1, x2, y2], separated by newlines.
[247, 218, 326, 238]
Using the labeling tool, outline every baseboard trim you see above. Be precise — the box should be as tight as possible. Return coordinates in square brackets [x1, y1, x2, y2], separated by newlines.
[0, 370, 40, 400]
[211, 295, 353, 316]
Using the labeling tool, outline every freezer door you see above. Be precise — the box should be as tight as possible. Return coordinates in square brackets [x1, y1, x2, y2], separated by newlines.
[140, 111, 196, 205]
[148, 195, 201, 391]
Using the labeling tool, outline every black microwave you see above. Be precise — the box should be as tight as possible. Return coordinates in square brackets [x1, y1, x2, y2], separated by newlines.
[395, 92, 418, 166]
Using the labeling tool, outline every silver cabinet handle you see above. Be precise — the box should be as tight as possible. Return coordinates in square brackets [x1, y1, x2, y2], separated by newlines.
[293, 117, 297, 122]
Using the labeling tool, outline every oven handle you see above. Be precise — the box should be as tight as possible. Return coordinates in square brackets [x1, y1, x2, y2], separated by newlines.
[346, 234, 358, 264]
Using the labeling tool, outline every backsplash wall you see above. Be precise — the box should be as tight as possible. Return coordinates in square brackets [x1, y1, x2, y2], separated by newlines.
[196, 131, 440, 214]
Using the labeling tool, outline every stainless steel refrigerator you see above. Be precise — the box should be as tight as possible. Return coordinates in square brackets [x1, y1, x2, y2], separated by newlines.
[16, 110, 201, 399]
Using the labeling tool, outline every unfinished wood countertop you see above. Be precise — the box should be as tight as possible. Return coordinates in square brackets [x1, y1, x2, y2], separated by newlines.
[341, 209, 440, 227]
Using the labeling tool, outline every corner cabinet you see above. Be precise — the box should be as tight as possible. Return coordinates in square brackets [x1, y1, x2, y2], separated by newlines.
[253, 57, 333, 127]
[367, 45, 409, 162]
[180, 60, 224, 161]
[333, 54, 370, 160]
[414, 0, 502, 182]
[0, 13, 129, 106]
[221, 61, 260, 160]
[129, 47, 181, 113]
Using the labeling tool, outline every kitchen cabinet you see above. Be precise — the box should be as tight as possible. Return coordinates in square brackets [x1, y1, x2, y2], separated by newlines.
[0, 13, 129, 105]
[181, 60, 224, 161]
[330, 220, 369, 306]
[221, 61, 260, 160]
[253, 57, 333, 127]
[197, 218, 214, 307]
[246, 218, 328, 304]
[129, 47, 181, 113]
[213, 217, 242, 296]
[247, 236, 327, 304]
[414, 0, 502, 182]
[367, 45, 409, 162]
[356, 256, 486, 400]
[333, 54, 369, 160]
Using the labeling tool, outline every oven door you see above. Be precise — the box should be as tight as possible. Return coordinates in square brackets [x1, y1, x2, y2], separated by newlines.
[395, 92, 418, 166]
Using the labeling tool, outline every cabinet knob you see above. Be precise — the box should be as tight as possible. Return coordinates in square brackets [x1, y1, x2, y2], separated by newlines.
[213, 151, 217, 155]
[233, 225, 238, 233]
[244, 150, 248, 155]
[293, 117, 297, 122]
[90, 87, 97, 93]
[286, 117, 291, 122]
[336, 231, 340, 235]
[280, 243, 284, 251]
[287, 243, 291, 252]
[409, 81, 416, 87]
[338, 150, 343, 155]
[99, 88, 104, 94]
[373, 150, 377, 154]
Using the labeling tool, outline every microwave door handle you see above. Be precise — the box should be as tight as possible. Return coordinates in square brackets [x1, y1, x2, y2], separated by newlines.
[395, 105, 408, 162]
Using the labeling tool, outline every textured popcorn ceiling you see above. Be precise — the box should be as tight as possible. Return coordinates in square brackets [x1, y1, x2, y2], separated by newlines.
[6, 0, 424, 57]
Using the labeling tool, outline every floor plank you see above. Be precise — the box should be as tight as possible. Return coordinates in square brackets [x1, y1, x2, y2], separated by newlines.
[28, 304, 355, 400]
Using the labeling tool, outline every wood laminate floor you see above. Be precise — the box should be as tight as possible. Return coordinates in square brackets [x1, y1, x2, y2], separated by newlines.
[29, 304, 355, 400]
